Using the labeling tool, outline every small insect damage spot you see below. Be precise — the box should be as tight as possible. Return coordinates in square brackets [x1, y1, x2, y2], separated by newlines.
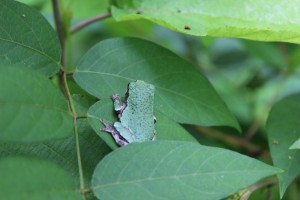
[184, 25, 191, 30]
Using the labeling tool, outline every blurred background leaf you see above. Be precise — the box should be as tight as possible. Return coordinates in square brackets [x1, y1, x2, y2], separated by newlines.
[266, 94, 300, 198]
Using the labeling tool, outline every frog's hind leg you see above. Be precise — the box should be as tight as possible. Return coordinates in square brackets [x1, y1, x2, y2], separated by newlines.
[99, 119, 129, 146]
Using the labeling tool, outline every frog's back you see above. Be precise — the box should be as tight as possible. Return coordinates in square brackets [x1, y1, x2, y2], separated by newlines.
[121, 80, 155, 141]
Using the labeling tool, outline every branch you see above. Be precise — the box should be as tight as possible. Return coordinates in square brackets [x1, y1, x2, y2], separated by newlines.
[61, 71, 86, 195]
[71, 13, 112, 34]
[195, 126, 269, 158]
[244, 70, 288, 142]
[51, 0, 65, 48]
[240, 177, 278, 200]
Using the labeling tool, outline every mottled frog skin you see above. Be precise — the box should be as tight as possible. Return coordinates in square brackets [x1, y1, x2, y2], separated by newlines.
[100, 80, 156, 146]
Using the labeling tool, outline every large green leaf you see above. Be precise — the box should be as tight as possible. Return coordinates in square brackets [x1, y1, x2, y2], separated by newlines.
[0, 119, 111, 190]
[0, 157, 82, 200]
[0, 0, 61, 76]
[92, 141, 280, 200]
[0, 66, 73, 142]
[111, 0, 300, 44]
[266, 94, 300, 198]
[74, 38, 240, 130]
[87, 99, 198, 149]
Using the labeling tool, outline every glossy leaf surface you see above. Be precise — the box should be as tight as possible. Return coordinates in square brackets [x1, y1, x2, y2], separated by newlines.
[92, 141, 280, 200]
[111, 0, 300, 44]
[74, 38, 240, 130]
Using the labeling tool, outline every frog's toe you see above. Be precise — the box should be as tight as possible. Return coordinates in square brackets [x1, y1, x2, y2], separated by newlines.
[99, 118, 129, 146]
[99, 118, 108, 125]
[111, 94, 120, 101]
[100, 119, 113, 131]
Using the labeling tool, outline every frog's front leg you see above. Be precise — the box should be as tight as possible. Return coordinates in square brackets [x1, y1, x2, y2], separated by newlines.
[100, 119, 129, 146]
[112, 95, 126, 117]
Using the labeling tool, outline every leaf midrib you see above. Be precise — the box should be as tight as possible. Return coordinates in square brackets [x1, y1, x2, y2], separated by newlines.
[0, 37, 59, 66]
[94, 168, 276, 189]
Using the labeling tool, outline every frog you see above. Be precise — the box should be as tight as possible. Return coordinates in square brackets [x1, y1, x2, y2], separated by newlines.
[100, 80, 156, 146]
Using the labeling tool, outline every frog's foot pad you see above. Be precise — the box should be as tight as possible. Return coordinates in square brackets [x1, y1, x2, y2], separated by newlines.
[99, 119, 129, 146]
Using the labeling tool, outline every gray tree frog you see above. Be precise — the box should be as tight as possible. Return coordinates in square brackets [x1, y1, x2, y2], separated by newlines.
[100, 80, 156, 146]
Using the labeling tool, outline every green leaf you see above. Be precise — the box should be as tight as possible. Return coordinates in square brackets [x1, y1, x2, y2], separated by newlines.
[87, 99, 198, 149]
[76, 119, 112, 186]
[0, 0, 61, 76]
[87, 99, 119, 149]
[40, 0, 110, 19]
[0, 66, 73, 142]
[242, 40, 286, 69]
[72, 94, 97, 117]
[92, 141, 280, 200]
[74, 38, 240, 131]
[155, 112, 198, 143]
[111, 0, 300, 44]
[290, 138, 300, 149]
[266, 94, 300, 198]
[0, 119, 111, 190]
[0, 157, 82, 200]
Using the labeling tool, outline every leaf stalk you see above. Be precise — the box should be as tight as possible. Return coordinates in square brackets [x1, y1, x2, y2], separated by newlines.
[62, 70, 86, 197]
[71, 13, 111, 34]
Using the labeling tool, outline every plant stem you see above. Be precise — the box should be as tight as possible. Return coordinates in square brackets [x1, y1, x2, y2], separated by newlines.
[51, 0, 65, 65]
[51, 0, 64, 47]
[240, 177, 278, 200]
[243, 69, 288, 142]
[195, 126, 269, 158]
[71, 13, 111, 34]
[62, 71, 86, 196]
